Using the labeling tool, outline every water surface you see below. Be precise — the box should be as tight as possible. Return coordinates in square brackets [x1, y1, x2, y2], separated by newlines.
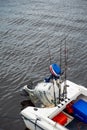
[0, 0, 87, 130]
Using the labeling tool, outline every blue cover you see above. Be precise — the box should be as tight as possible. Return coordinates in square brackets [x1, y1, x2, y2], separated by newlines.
[73, 99, 87, 123]
[50, 64, 61, 77]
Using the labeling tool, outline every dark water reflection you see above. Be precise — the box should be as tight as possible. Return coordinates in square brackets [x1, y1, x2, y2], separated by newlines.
[0, 0, 87, 130]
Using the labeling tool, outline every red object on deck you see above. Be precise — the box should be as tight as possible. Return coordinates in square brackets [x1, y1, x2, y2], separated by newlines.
[66, 102, 74, 114]
[52, 112, 67, 125]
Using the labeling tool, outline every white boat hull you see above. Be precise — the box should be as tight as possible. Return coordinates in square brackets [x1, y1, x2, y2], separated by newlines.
[21, 80, 87, 130]
[21, 107, 68, 130]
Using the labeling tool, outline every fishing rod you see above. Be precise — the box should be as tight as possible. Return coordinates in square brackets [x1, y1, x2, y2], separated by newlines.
[63, 37, 68, 99]
[46, 42, 52, 65]
[46, 43, 58, 106]
[64, 38, 67, 82]
[57, 35, 69, 101]
[59, 34, 69, 73]
[60, 41, 62, 70]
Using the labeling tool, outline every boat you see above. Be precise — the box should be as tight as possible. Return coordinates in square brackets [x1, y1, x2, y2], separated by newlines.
[20, 63, 87, 130]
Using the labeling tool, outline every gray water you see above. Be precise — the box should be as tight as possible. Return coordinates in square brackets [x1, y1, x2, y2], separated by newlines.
[0, 0, 87, 130]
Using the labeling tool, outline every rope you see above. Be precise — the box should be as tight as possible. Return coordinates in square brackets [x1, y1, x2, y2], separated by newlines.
[35, 118, 40, 130]
[77, 122, 87, 130]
